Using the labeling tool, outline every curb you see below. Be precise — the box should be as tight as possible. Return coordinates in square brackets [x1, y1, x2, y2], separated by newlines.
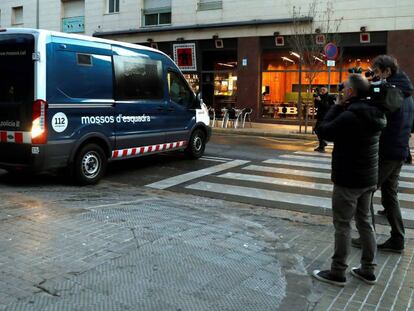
[212, 128, 317, 141]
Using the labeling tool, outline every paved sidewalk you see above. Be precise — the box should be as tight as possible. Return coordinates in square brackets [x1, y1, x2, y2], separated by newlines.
[212, 122, 316, 140]
[213, 122, 414, 147]
[0, 182, 413, 310]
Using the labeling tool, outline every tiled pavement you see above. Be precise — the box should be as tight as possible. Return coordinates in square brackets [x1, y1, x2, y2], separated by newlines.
[0, 182, 413, 310]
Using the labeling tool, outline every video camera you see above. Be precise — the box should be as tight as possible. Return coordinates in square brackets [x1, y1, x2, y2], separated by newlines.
[338, 69, 403, 112]
[313, 87, 320, 98]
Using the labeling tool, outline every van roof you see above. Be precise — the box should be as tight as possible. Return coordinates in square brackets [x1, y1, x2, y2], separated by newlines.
[1, 28, 169, 58]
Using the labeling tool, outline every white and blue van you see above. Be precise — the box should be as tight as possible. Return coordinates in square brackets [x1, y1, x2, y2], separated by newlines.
[0, 28, 211, 184]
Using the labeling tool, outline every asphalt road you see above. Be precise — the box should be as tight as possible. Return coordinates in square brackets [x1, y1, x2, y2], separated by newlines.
[0, 134, 413, 228]
[1, 134, 414, 310]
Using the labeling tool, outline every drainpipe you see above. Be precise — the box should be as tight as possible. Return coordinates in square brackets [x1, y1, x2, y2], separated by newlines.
[36, 0, 39, 29]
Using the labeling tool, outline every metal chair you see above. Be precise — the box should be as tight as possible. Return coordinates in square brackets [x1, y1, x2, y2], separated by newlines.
[242, 108, 253, 128]
[216, 108, 228, 128]
[208, 107, 216, 127]
[224, 108, 237, 128]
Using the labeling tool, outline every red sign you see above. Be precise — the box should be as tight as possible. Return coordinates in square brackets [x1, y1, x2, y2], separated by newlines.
[316, 34, 326, 45]
[275, 36, 285, 46]
[173, 43, 197, 71]
[360, 33, 371, 43]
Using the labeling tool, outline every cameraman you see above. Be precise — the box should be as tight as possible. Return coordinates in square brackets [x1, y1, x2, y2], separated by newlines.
[312, 74, 386, 286]
[313, 86, 335, 152]
[352, 55, 414, 253]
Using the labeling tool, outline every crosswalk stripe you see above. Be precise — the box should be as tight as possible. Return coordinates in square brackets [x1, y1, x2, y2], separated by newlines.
[218, 172, 414, 202]
[203, 155, 234, 161]
[186, 181, 414, 221]
[244, 164, 331, 179]
[264, 159, 414, 179]
[292, 151, 414, 173]
[264, 158, 331, 169]
[187, 181, 332, 208]
[242, 165, 414, 190]
[146, 160, 249, 190]
[294, 151, 331, 157]
[280, 154, 331, 163]
[199, 157, 227, 163]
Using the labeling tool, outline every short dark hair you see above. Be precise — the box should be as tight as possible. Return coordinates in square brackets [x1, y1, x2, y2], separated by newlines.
[372, 55, 399, 75]
[347, 74, 369, 97]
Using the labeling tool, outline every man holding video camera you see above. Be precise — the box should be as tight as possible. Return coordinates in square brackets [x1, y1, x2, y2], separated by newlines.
[352, 55, 414, 253]
[313, 86, 335, 152]
[312, 74, 386, 286]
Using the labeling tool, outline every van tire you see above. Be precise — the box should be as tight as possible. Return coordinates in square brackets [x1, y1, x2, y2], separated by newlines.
[185, 129, 206, 159]
[73, 144, 107, 185]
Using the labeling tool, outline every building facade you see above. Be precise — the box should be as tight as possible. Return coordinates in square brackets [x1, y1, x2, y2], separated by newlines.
[1, 0, 413, 123]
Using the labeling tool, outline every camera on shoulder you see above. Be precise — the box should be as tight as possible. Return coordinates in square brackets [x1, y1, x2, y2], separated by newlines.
[368, 80, 403, 112]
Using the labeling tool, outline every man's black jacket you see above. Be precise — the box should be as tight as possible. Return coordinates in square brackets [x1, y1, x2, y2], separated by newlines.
[314, 93, 335, 122]
[379, 71, 414, 161]
[318, 98, 386, 188]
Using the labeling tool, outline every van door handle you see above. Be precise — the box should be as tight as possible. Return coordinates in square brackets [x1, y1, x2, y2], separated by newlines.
[157, 106, 165, 111]
[167, 107, 175, 112]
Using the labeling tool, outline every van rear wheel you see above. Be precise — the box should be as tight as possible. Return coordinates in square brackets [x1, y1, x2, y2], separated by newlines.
[185, 129, 206, 159]
[73, 144, 107, 185]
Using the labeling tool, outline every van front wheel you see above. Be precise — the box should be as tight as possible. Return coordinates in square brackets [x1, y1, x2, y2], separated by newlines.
[185, 129, 206, 159]
[74, 144, 107, 185]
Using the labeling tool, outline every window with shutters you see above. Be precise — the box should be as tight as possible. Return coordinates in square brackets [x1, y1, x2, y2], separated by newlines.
[142, 0, 171, 27]
[197, 0, 222, 11]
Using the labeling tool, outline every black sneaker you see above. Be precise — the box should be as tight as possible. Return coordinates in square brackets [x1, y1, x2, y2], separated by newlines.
[312, 270, 347, 287]
[351, 267, 376, 285]
[351, 237, 361, 249]
[377, 209, 386, 216]
[377, 238, 404, 253]
[314, 147, 325, 153]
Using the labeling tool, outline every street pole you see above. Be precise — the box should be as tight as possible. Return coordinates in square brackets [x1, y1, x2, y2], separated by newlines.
[328, 65, 331, 93]
[36, 0, 39, 29]
[298, 60, 302, 134]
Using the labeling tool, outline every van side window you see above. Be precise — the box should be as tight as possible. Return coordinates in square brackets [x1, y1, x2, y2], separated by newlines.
[77, 53, 92, 66]
[48, 49, 113, 101]
[114, 55, 163, 101]
[167, 71, 194, 107]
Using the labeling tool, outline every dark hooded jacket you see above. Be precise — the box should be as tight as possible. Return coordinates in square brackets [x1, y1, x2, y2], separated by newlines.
[379, 71, 414, 161]
[318, 98, 387, 188]
[314, 92, 335, 122]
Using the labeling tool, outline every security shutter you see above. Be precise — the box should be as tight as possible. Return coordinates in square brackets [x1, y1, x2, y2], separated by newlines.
[144, 0, 171, 13]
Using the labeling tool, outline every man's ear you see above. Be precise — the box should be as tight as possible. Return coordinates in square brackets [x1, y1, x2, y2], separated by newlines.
[385, 68, 392, 78]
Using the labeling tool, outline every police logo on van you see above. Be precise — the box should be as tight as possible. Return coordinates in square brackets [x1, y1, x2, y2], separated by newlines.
[51, 112, 68, 133]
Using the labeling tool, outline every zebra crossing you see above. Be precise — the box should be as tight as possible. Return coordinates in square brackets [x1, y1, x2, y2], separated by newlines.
[147, 149, 414, 225]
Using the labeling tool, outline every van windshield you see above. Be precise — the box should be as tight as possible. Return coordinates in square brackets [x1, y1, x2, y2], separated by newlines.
[0, 34, 34, 131]
[0, 34, 34, 105]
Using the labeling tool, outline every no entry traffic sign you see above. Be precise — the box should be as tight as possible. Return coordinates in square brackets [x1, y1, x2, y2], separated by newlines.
[324, 43, 338, 60]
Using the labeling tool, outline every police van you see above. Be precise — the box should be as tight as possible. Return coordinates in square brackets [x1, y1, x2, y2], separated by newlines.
[0, 28, 211, 184]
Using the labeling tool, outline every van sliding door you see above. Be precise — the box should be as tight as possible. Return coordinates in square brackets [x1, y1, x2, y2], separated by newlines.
[112, 46, 167, 150]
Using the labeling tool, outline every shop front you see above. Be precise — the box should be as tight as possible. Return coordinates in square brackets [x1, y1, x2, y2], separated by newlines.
[259, 34, 387, 123]
[260, 48, 386, 122]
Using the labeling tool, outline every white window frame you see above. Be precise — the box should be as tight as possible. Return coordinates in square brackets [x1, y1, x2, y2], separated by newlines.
[107, 0, 119, 14]
[142, 9, 171, 27]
